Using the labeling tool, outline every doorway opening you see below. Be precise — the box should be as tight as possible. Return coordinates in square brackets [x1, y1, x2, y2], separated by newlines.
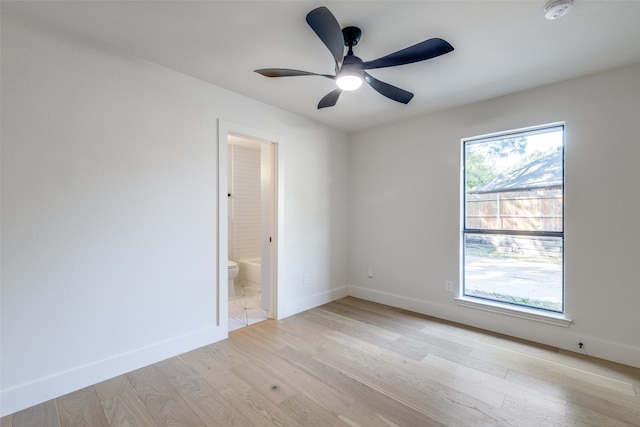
[219, 122, 278, 332]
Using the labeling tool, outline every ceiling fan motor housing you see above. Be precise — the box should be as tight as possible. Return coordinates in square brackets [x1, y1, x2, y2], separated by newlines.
[341, 54, 364, 69]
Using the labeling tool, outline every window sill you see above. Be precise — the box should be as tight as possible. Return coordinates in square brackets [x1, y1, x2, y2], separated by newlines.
[454, 296, 572, 327]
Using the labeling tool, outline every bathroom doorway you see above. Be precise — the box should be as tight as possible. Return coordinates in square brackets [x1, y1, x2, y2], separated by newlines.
[219, 121, 278, 331]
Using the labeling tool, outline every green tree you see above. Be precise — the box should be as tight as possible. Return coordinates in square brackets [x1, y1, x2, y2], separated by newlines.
[465, 137, 529, 190]
[487, 137, 527, 159]
[465, 150, 495, 190]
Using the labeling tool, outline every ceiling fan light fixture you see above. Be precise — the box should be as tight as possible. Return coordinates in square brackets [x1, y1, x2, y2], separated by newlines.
[336, 73, 363, 91]
[336, 53, 364, 91]
[543, 0, 573, 20]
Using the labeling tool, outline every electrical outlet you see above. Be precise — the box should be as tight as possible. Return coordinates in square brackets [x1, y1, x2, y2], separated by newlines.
[445, 280, 454, 292]
[303, 273, 310, 284]
[367, 267, 374, 278]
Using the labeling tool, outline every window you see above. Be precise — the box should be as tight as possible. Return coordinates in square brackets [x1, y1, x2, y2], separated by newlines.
[463, 124, 564, 313]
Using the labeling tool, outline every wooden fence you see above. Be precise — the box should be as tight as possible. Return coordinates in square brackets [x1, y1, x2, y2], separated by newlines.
[466, 188, 563, 232]
[466, 188, 563, 258]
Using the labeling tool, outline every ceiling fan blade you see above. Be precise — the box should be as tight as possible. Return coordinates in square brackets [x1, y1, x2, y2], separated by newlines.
[255, 69, 335, 79]
[318, 88, 342, 109]
[363, 38, 454, 70]
[306, 7, 344, 68]
[364, 73, 414, 104]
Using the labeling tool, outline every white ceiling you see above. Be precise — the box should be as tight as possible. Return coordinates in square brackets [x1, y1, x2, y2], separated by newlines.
[4, 1, 640, 132]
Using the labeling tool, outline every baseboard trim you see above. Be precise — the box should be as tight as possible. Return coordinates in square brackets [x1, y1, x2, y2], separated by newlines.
[347, 285, 640, 369]
[277, 286, 349, 320]
[0, 325, 226, 417]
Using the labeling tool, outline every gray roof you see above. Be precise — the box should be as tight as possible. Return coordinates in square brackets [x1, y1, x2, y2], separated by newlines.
[469, 150, 563, 194]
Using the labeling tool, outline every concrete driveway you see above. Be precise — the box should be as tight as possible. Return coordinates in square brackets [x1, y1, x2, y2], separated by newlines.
[464, 255, 562, 310]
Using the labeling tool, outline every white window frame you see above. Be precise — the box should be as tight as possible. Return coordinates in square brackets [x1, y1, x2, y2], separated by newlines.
[457, 123, 571, 327]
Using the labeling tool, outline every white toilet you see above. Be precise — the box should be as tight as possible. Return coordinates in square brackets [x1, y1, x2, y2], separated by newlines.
[228, 260, 239, 298]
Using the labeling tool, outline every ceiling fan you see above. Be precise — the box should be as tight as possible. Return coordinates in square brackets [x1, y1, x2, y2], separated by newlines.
[255, 6, 454, 109]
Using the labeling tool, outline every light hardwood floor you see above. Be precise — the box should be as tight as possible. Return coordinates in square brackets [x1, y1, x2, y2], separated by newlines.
[3, 297, 639, 426]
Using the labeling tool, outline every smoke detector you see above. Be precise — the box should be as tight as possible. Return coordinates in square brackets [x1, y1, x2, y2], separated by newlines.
[543, 0, 574, 20]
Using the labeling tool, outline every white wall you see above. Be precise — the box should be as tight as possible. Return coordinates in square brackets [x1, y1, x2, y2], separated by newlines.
[0, 12, 349, 416]
[229, 143, 262, 262]
[348, 62, 640, 368]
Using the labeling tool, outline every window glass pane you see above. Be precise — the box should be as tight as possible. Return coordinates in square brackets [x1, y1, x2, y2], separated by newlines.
[463, 124, 564, 313]
[463, 234, 563, 312]
[465, 128, 563, 232]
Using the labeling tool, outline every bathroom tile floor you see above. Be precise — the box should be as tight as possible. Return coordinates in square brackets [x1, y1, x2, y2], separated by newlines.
[229, 283, 269, 331]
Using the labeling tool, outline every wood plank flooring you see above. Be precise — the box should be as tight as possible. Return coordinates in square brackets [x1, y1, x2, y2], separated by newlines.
[3, 297, 639, 426]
